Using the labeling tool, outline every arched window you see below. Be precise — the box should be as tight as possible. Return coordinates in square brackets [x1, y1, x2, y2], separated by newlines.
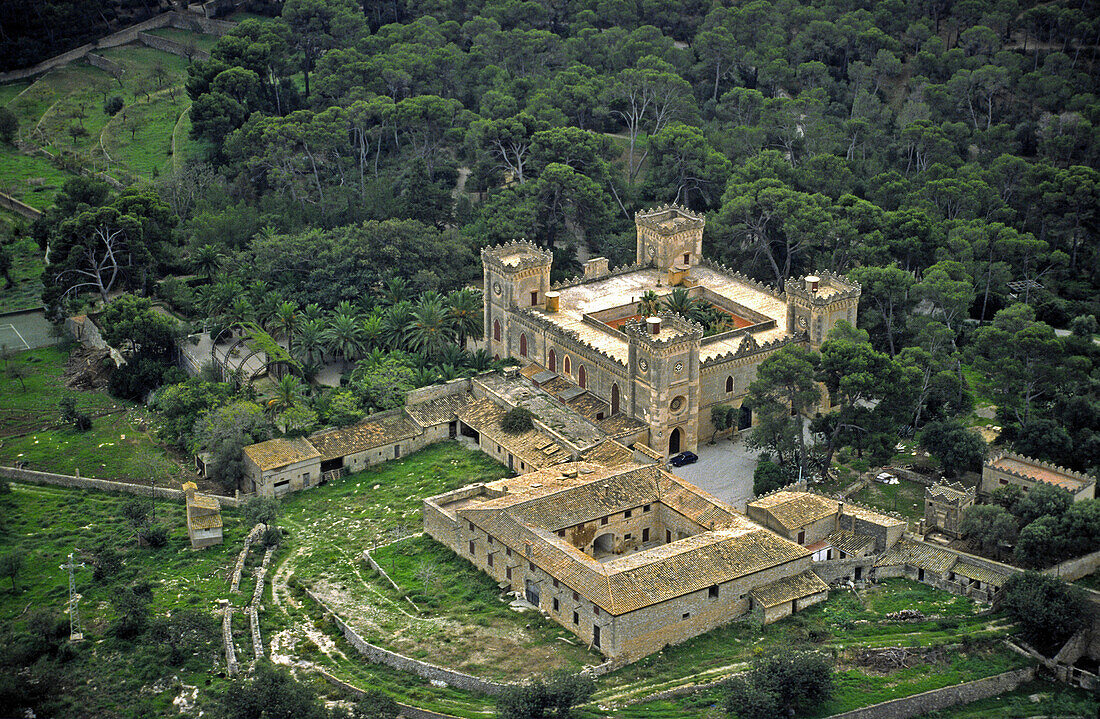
[726, 376, 734, 393]
[548, 349, 556, 372]
[564, 355, 571, 375]
[611, 383, 620, 415]
[578, 365, 587, 389]
[493, 319, 501, 342]
[520, 333, 528, 357]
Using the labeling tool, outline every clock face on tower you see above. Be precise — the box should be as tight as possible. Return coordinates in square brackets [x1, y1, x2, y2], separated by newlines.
[638, 359, 648, 372]
[674, 361, 684, 373]
[493, 281, 502, 296]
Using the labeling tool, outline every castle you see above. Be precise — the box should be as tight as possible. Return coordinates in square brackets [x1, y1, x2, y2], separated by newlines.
[482, 205, 861, 458]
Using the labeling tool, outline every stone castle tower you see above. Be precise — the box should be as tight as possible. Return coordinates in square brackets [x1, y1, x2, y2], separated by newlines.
[481, 241, 553, 357]
[636, 205, 705, 271]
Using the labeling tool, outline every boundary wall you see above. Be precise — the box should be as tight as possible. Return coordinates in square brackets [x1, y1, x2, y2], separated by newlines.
[0, 466, 240, 507]
[821, 667, 1035, 719]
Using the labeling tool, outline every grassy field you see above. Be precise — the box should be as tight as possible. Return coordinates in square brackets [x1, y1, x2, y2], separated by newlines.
[0, 231, 43, 313]
[0, 481, 251, 717]
[147, 27, 220, 54]
[0, 346, 194, 483]
[850, 477, 926, 520]
[0, 33, 214, 211]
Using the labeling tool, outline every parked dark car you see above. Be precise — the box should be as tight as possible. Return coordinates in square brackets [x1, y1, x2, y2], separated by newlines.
[670, 451, 699, 467]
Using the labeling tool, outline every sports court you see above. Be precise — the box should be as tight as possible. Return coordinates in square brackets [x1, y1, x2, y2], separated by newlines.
[0, 309, 55, 353]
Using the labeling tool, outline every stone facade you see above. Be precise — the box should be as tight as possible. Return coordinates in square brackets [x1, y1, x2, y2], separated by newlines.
[981, 450, 1096, 501]
[424, 462, 828, 660]
[924, 482, 976, 538]
[482, 205, 860, 459]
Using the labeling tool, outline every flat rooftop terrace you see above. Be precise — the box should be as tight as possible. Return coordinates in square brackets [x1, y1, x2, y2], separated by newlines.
[991, 457, 1091, 491]
[538, 266, 791, 362]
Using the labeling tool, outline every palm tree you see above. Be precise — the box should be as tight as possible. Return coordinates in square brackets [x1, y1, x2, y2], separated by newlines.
[638, 290, 661, 317]
[201, 276, 244, 319]
[406, 298, 453, 360]
[225, 296, 254, 329]
[361, 347, 387, 368]
[381, 276, 410, 306]
[302, 303, 324, 322]
[412, 366, 438, 387]
[436, 364, 461, 381]
[297, 318, 326, 364]
[381, 301, 415, 350]
[332, 300, 359, 318]
[447, 288, 483, 348]
[271, 301, 300, 354]
[255, 291, 282, 332]
[662, 287, 700, 318]
[361, 312, 383, 351]
[269, 374, 304, 414]
[191, 244, 224, 279]
[469, 348, 494, 372]
[247, 280, 270, 306]
[323, 313, 366, 368]
[436, 343, 467, 369]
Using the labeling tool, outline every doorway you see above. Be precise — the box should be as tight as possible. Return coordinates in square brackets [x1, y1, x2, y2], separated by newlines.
[593, 533, 614, 555]
[669, 427, 682, 454]
[525, 579, 540, 606]
[738, 405, 752, 430]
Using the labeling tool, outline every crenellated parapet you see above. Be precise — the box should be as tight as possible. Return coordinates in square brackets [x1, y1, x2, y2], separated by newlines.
[622, 313, 702, 351]
[700, 331, 807, 368]
[481, 240, 553, 276]
[699, 257, 786, 301]
[550, 260, 647, 291]
[635, 203, 705, 233]
[515, 307, 628, 368]
[784, 270, 861, 306]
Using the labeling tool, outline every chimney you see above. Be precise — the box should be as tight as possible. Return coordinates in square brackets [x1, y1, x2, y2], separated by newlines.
[805, 275, 820, 293]
[545, 291, 560, 313]
[646, 316, 661, 335]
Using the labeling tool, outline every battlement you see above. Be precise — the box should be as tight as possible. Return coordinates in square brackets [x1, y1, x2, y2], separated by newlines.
[481, 240, 553, 274]
[622, 313, 702, 348]
[700, 331, 807, 368]
[635, 204, 705, 235]
[699, 257, 786, 301]
[784, 270, 861, 306]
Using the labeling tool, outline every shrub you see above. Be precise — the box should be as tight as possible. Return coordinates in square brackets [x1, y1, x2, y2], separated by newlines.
[262, 525, 282, 548]
[104, 96, 124, 116]
[1001, 572, 1088, 653]
[501, 406, 534, 434]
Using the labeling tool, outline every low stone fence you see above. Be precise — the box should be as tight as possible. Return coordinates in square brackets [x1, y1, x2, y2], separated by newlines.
[305, 588, 510, 696]
[222, 605, 238, 677]
[317, 669, 466, 719]
[0, 466, 240, 506]
[138, 32, 211, 61]
[249, 605, 263, 661]
[230, 523, 265, 593]
[820, 667, 1035, 719]
[86, 53, 124, 78]
[0, 191, 42, 219]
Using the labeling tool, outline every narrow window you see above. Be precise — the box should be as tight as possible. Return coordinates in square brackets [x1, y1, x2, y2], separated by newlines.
[488, 535, 494, 545]
[487, 553, 493, 567]
[601, 517, 608, 526]
[530, 290, 538, 306]
[578, 364, 587, 388]
[683, 252, 690, 264]
[564, 355, 571, 374]
[708, 585, 719, 599]
[593, 624, 601, 647]
[507, 567, 513, 580]
[642, 528, 650, 542]
[520, 333, 528, 357]
[573, 591, 579, 602]
[593, 605, 600, 616]
[493, 319, 501, 341]
[797, 530, 805, 544]
[573, 611, 579, 625]
[552, 578, 559, 588]
[666, 530, 672, 543]
[548, 348, 556, 371]
[643, 504, 651, 512]
[469, 540, 475, 555]
[624, 509, 632, 518]
[529, 562, 535, 572]
[726, 376, 734, 393]
[506, 547, 512, 557]
[553, 597, 560, 612]
[468, 521, 474, 531]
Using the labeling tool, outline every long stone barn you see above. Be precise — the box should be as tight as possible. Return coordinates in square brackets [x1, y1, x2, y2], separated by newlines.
[424, 462, 828, 660]
[482, 203, 860, 459]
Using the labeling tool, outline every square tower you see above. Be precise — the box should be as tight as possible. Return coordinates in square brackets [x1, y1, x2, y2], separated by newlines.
[635, 204, 705, 271]
[784, 271, 862, 350]
[624, 313, 703, 458]
[482, 241, 553, 356]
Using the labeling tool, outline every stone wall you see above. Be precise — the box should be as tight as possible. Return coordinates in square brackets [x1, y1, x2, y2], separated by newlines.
[305, 588, 510, 696]
[820, 667, 1035, 719]
[138, 32, 211, 60]
[317, 669, 468, 719]
[230, 523, 265, 593]
[1045, 548, 1100, 582]
[0, 466, 240, 506]
[0, 191, 43, 220]
[222, 605, 238, 676]
[86, 53, 124, 78]
[813, 557, 875, 585]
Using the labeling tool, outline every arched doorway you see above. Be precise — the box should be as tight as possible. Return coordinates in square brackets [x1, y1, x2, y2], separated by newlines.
[564, 355, 571, 375]
[611, 383, 620, 415]
[578, 365, 587, 388]
[593, 533, 614, 555]
[519, 333, 528, 357]
[493, 320, 501, 341]
[548, 348, 556, 371]
[669, 427, 682, 455]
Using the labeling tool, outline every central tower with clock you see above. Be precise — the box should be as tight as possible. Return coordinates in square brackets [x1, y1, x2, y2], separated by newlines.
[625, 313, 702, 457]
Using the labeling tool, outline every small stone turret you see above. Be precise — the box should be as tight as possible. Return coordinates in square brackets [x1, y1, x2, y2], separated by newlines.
[635, 204, 704, 272]
[784, 270, 861, 349]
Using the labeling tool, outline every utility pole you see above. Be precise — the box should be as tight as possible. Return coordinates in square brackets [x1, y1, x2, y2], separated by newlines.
[60, 552, 85, 642]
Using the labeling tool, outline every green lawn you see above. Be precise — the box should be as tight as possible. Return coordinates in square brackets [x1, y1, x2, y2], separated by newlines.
[850, 477, 925, 520]
[146, 27, 220, 54]
[0, 80, 32, 107]
[0, 346, 193, 483]
[0, 141, 70, 210]
[0, 233, 44, 312]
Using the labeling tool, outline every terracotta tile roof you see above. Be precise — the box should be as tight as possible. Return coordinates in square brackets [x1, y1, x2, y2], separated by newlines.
[566, 392, 608, 421]
[927, 482, 974, 503]
[874, 539, 957, 574]
[990, 456, 1090, 491]
[582, 439, 636, 468]
[243, 437, 321, 471]
[188, 494, 221, 511]
[189, 512, 223, 530]
[824, 530, 875, 557]
[750, 569, 829, 608]
[952, 562, 1010, 586]
[748, 492, 839, 531]
[598, 413, 648, 439]
[519, 363, 544, 379]
[447, 463, 810, 614]
[405, 391, 473, 427]
[309, 412, 421, 461]
[457, 399, 572, 468]
[841, 504, 906, 528]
